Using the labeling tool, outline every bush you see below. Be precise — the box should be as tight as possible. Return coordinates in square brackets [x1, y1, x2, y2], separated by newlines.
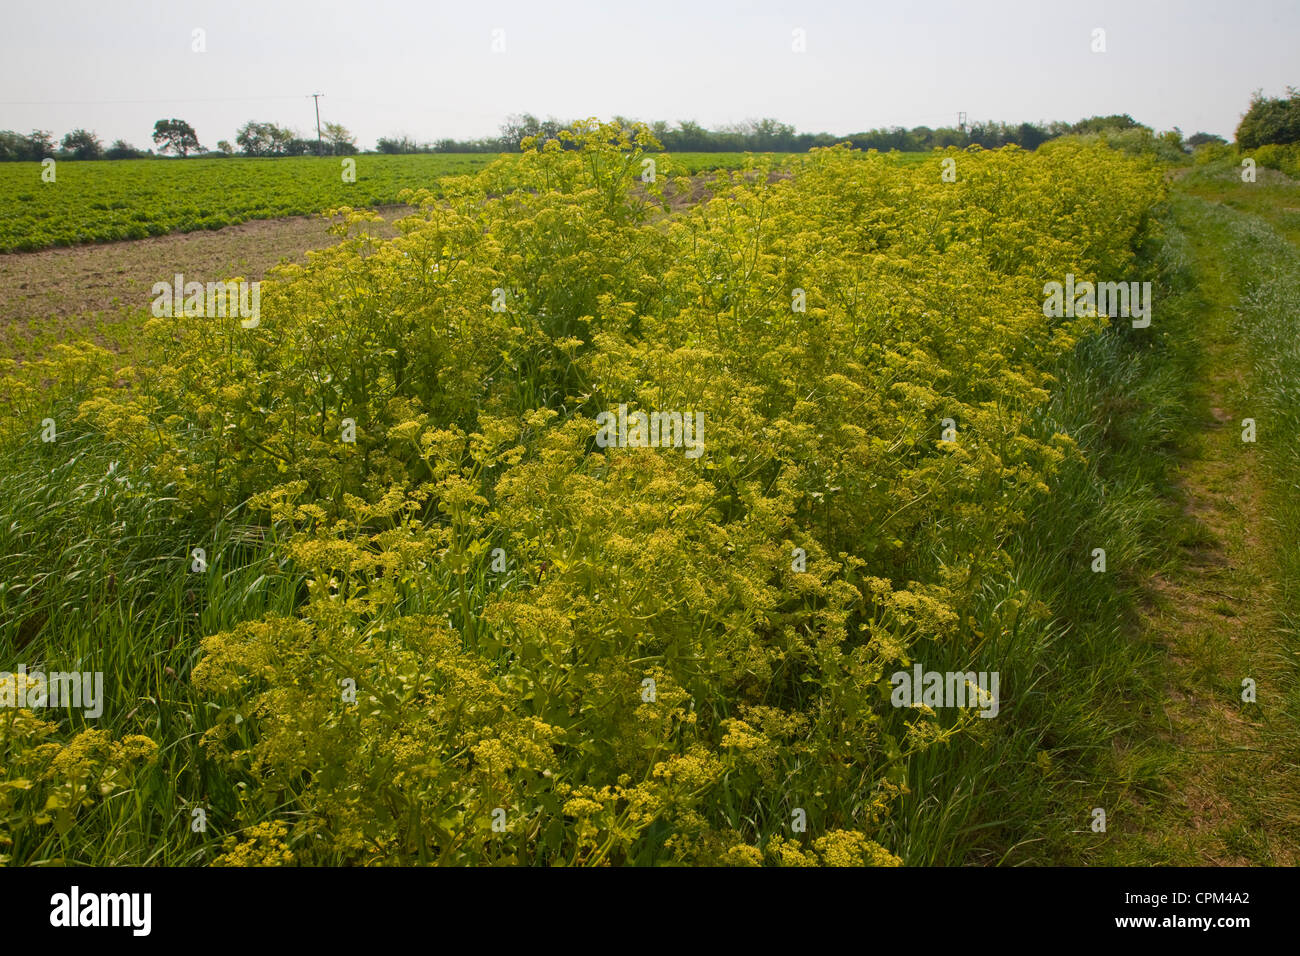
[104, 139, 147, 160]
[1248, 142, 1300, 178]
[1193, 141, 1235, 165]
[1236, 88, 1300, 149]
[60, 129, 103, 160]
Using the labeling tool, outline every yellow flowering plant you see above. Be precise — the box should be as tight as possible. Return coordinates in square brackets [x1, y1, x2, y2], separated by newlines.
[2, 122, 1165, 865]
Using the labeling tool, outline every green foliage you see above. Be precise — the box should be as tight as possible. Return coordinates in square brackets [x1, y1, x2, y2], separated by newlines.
[104, 139, 147, 160]
[1047, 127, 1189, 163]
[1070, 114, 1143, 135]
[1235, 87, 1300, 149]
[1249, 143, 1300, 179]
[0, 130, 55, 162]
[152, 119, 201, 158]
[1, 709, 158, 864]
[60, 129, 103, 161]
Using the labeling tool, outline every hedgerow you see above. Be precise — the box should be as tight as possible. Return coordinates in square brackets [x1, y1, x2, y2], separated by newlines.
[0, 120, 1165, 864]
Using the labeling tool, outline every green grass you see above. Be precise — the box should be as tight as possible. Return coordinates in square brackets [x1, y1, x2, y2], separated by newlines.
[889, 214, 1197, 864]
[891, 170, 1300, 865]
[1204, 191, 1300, 736]
[1073, 178, 1300, 865]
[1178, 157, 1300, 246]
[0, 421, 309, 863]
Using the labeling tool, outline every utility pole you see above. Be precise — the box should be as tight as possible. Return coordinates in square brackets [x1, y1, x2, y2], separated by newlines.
[958, 111, 967, 134]
[311, 92, 324, 155]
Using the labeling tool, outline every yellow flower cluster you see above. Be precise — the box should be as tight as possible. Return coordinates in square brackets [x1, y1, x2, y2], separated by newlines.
[0, 710, 158, 862]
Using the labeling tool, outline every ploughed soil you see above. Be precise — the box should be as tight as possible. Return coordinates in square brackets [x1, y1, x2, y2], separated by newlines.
[0, 205, 415, 354]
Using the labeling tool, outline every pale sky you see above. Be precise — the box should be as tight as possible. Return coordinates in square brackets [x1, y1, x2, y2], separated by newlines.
[1, 0, 1294, 150]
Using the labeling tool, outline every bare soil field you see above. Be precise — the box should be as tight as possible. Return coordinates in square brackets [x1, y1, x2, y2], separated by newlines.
[0, 205, 414, 356]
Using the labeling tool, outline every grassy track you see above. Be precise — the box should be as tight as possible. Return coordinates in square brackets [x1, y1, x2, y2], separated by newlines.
[1091, 174, 1300, 863]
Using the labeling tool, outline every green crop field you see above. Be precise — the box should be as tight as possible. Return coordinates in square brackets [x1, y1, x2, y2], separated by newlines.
[0, 155, 492, 252]
[0, 152, 795, 253]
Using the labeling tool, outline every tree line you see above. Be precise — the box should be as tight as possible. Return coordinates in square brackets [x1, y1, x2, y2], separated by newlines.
[379, 113, 1223, 155]
[8, 95, 1298, 162]
[377, 93, 1292, 154]
[0, 118, 359, 161]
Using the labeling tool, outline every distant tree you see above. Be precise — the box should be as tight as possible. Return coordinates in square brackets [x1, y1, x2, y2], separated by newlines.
[499, 113, 539, 151]
[0, 131, 26, 160]
[712, 123, 747, 151]
[667, 120, 709, 152]
[967, 120, 1009, 148]
[1017, 122, 1050, 149]
[216, 139, 234, 155]
[322, 122, 357, 155]
[1071, 114, 1143, 135]
[1235, 88, 1300, 148]
[25, 129, 56, 159]
[427, 136, 505, 153]
[714, 117, 799, 151]
[236, 121, 298, 156]
[929, 126, 966, 148]
[61, 129, 103, 160]
[907, 125, 935, 149]
[152, 118, 201, 157]
[269, 125, 298, 155]
[0, 129, 55, 160]
[376, 135, 423, 154]
[105, 138, 146, 159]
[236, 121, 272, 156]
[1186, 132, 1227, 149]
[1159, 126, 1187, 153]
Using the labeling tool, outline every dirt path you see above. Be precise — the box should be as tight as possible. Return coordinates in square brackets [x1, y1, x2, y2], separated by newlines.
[1119, 196, 1300, 864]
